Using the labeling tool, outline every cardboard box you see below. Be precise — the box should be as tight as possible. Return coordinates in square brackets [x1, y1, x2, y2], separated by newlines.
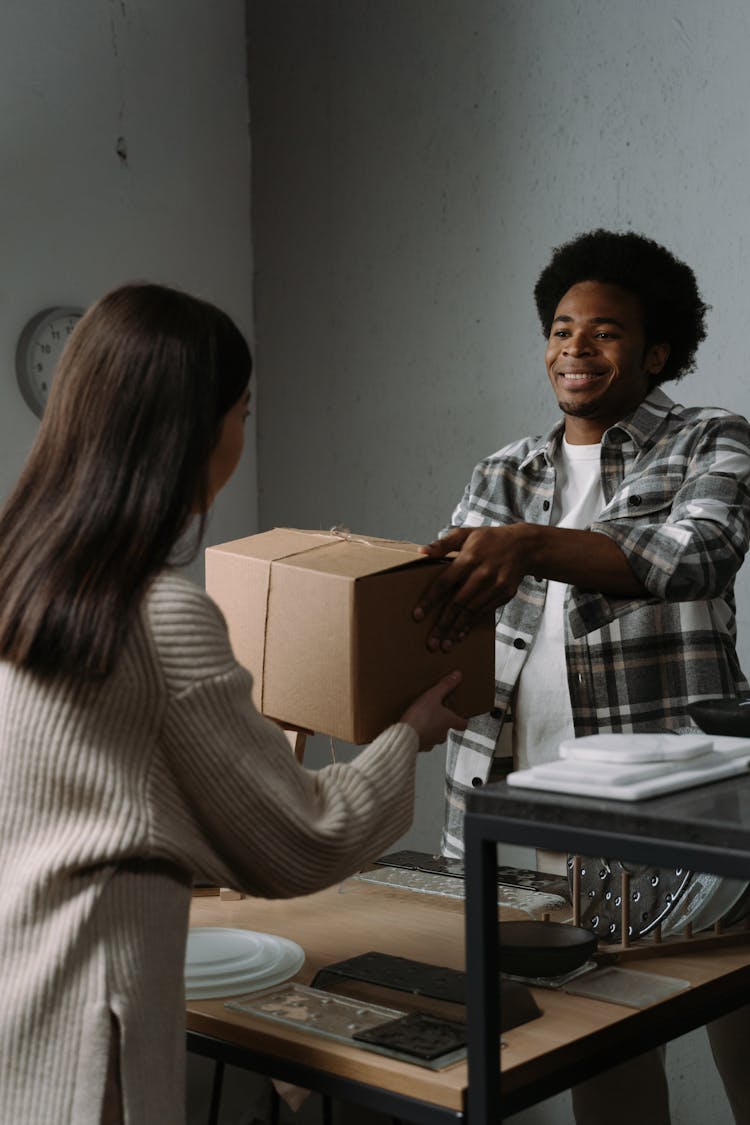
[205, 528, 495, 743]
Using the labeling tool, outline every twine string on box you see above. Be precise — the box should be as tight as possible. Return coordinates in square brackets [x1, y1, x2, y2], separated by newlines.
[328, 526, 421, 553]
[329, 524, 365, 543]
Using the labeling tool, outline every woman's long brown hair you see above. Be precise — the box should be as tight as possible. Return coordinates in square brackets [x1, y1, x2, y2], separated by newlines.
[0, 283, 251, 678]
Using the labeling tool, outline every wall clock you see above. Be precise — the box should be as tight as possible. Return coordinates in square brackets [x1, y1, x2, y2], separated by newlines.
[15, 306, 84, 417]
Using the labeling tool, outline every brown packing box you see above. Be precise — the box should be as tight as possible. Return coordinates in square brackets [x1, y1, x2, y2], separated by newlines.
[205, 528, 495, 744]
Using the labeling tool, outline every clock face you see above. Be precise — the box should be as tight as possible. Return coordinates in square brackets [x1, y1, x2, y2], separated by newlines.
[16, 306, 84, 417]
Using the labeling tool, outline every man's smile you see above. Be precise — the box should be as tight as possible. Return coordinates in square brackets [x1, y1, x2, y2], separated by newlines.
[555, 369, 609, 384]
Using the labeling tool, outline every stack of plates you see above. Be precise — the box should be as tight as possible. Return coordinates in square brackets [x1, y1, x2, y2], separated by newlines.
[659, 872, 750, 937]
[185, 927, 305, 999]
[507, 733, 750, 801]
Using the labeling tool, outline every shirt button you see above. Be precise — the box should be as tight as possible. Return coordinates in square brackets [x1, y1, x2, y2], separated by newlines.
[513, 638, 526, 650]
[542, 500, 550, 511]
[471, 777, 483, 788]
[628, 494, 642, 507]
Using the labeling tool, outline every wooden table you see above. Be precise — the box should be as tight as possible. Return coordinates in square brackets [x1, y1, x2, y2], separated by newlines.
[188, 879, 467, 1123]
[187, 874, 750, 1123]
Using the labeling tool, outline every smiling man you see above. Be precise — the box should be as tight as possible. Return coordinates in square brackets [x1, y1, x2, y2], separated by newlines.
[414, 229, 750, 1124]
[547, 279, 666, 429]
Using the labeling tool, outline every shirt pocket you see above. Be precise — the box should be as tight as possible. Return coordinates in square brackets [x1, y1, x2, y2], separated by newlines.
[599, 471, 685, 523]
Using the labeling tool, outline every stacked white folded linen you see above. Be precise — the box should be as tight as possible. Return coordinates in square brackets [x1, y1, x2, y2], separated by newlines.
[506, 733, 750, 800]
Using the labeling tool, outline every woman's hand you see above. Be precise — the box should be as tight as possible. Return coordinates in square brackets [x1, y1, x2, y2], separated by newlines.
[400, 670, 468, 751]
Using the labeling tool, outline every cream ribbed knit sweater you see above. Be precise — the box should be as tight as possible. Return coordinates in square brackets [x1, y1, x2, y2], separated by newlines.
[0, 571, 419, 1124]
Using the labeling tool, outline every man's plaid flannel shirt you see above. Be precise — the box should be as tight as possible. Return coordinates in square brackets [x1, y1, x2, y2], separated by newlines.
[442, 388, 750, 857]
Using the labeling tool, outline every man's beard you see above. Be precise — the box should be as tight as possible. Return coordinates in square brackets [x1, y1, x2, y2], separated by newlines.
[558, 398, 601, 419]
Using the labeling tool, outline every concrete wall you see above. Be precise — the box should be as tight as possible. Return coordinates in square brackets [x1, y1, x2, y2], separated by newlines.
[1, 4, 260, 1120]
[247, 0, 750, 831]
[247, 2, 748, 1122]
[0, 0, 256, 575]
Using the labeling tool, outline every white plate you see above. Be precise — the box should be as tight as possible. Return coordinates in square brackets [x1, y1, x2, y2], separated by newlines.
[536, 757, 707, 786]
[660, 874, 749, 937]
[710, 735, 750, 755]
[689, 876, 749, 933]
[185, 928, 305, 999]
[186, 928, 275, 978]
[185, 945, 304, 999]
[507, 753, 750, 801]
[559, 734, 713, 763]
[186, 933, 288, 982]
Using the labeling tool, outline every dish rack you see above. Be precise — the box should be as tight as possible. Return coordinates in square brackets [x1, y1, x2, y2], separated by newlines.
[567, 855, 750, 961]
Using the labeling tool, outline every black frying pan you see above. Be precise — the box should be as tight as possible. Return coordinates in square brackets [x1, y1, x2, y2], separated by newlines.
[499, 920, 597, 977]
[687, 698, 750, 738]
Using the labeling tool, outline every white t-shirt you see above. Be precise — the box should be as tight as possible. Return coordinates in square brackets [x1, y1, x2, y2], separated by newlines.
[509, 437, 605, 770]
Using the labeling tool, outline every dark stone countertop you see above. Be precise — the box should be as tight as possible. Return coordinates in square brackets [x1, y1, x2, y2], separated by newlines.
[465, 773, 750, 877]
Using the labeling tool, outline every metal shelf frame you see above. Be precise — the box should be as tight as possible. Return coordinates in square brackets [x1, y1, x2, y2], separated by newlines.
[463, 773, 750, 1122]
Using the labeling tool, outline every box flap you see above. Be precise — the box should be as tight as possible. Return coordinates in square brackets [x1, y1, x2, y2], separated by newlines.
[207, 528, 335, 563]
[281, 534, 431, 580]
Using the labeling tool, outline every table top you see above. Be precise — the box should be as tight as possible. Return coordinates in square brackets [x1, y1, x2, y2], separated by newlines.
[188, 879, 469, 1113]
[186, 875, 750, 1115]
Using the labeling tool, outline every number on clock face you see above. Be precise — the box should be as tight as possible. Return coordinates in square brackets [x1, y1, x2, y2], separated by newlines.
[16, 307, 84, 417]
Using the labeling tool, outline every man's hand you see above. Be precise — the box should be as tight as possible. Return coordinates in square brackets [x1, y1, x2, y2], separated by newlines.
[412, 525, 529, 650]
[413, 523, 647, 650]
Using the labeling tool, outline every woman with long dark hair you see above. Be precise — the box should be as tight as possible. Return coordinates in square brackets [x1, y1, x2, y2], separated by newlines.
[0, 283, 466, 1124]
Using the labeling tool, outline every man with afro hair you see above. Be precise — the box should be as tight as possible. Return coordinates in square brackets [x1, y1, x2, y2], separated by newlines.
[414, 229, 750, 1124]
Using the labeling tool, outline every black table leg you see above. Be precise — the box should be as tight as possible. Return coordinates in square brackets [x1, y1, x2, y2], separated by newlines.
[465, 815, 502, 1123]
[207, 1059, 225, 1125]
